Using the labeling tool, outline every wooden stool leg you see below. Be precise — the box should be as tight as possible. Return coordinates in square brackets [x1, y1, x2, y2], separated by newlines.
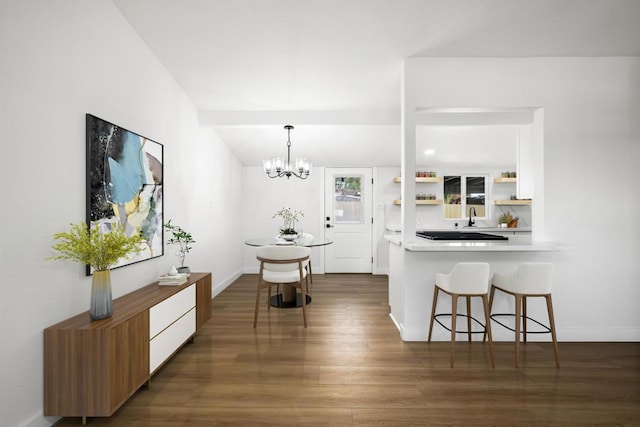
[483, 285, 496, 343]
[428, 286, 439, 342]
[466, 296, 472, 342]
[450, 294, 458, 368]
[514, 294, 522, 368]
[481, 294, 495, 368]
[545, 294, 560, 368]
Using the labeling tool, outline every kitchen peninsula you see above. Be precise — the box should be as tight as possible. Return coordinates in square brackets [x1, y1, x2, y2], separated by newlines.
[386, 233, 559, 342]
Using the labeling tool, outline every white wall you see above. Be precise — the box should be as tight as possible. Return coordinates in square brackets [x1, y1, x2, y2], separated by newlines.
[402, 57, 640, 341]
[0, 2, 243, 426]
[186, 127, 244, 297]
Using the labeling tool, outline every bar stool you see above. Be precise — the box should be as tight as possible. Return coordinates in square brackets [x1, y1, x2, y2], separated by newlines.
[486, 263, 559, 367]
[428, 263, 495, 368]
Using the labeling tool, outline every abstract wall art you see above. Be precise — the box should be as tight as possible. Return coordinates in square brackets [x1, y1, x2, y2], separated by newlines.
[86, 114, 164, 274]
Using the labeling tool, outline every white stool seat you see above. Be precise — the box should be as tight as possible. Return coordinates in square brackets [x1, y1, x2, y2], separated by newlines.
[487, 263, 559, 367]
[493, 263, 553, 294]
[435, 263, 492, 295]
[428, 263, 495, 368]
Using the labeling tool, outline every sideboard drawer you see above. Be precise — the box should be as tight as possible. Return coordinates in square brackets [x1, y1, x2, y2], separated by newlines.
[149, 307, 196, 373]
[149, 284, 195, 339]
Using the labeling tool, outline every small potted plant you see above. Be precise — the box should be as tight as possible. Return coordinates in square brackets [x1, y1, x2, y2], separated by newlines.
[273, 207, 304, 240]
[48, 222, 144, 320]
[164, 220, 196, 273]
[498, 211, 513, 228]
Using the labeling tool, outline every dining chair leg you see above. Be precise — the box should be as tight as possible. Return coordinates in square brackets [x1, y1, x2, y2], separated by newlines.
[253, 278, 262, 328]
[514, 294, 522, 368]
[545, 294, 560, 367]
[300, 280, 308, 328]
[466, 296, 472, 342]
[428, 286, 439, 342]
[450, 293, 458, 368]
[481, 294, 495, 368]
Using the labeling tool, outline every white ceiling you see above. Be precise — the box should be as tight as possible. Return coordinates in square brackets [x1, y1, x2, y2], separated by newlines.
[113, 0, 640, 168]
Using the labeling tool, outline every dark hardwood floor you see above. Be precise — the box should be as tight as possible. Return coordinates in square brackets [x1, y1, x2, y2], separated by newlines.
[55, 274, 640, 426]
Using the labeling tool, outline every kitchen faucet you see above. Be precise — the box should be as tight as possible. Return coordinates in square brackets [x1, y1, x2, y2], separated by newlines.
[468, 207, 477, 227]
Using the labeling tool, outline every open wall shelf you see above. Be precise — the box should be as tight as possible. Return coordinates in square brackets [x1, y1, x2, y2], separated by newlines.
[494, 199, 532, 205]
[494, 177, 517, 183]
[393, 199, 443, 205]
[394, 177, 443, 183]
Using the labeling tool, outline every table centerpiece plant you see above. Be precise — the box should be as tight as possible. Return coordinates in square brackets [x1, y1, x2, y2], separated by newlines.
[48, 222, 144, 320]
[164, 220, 196, 273]
[273, 207, 304, 240]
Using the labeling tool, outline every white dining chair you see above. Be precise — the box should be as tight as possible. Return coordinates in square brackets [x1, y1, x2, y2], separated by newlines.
[254, 245, 311, 328]
[298, 233, 314, 291]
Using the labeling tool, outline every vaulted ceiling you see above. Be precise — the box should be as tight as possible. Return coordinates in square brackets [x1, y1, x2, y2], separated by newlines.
[113, 0, 640, 167]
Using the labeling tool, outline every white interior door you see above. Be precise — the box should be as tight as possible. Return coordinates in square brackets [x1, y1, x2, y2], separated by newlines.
[324, 168, 372, 273]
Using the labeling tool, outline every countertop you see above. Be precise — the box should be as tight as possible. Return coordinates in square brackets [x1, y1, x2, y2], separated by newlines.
[385, 226, 532, 233]
[384, 234, 559, 252]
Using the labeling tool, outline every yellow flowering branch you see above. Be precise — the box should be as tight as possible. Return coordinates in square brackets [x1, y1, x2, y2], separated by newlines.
[48, 222, 144, 271]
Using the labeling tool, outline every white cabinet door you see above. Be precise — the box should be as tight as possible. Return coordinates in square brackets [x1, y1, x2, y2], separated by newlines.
[149, 284, 196, 374]
[149, 308, 196, 373]
[149, 284, 195, 339]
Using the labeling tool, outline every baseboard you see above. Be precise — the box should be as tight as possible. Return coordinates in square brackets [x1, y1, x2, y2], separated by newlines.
[212, 268, 243, 298]
[392, 324, 640, 343]
[554, 327, 640, 342]
[17, 411, 54, 427]
[388, 313, 403, 336]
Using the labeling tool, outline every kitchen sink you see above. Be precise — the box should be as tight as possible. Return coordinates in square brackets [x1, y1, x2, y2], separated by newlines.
[417, 231, 508, 241]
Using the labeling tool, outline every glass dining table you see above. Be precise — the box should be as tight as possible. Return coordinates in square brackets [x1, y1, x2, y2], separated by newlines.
[244, 235, 333, 247]
[244, 235, 333, 308]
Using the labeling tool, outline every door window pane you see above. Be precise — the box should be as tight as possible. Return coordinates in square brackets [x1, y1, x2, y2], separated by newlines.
[334, 176, 363, 223]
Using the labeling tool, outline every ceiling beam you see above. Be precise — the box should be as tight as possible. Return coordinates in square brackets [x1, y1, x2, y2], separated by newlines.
[198, 109, 400, 126]
[199, 108, 535, 127]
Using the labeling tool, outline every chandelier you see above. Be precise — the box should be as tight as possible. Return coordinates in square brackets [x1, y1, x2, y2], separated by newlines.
[263, 125, 311, 179]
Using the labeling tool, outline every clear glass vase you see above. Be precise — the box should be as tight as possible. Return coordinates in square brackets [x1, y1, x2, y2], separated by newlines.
[90, 269, 113, 320]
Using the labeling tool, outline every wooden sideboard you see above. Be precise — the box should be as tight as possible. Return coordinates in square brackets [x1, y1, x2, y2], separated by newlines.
[44, 272, 212, 423]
